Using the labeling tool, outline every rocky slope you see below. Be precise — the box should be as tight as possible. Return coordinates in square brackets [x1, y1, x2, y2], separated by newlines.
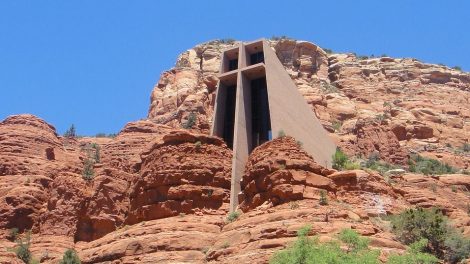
[0, 38, 469, 263]
[1, 114, 469, 263]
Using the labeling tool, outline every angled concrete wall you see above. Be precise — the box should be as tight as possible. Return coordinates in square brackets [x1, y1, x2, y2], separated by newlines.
[211, 39, 336, 211]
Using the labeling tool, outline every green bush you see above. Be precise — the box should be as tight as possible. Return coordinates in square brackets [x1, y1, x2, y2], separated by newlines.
[390, 208, 447, 254]
[331, 148, 361, 171]
[387, 239, 438, 264]
[226, 211, 240, 222]
[332, 148, 348, 170]
[364, 153, 400, 175]
[194, 141, 202, 150]
[277, 130, 286, 138]
[452, 66, 462, 71]
[390, 208, 470, 262]
[11, 231, 33, 263]
[59, 249, 81, 264]
[408, 154, 456, 175]
[270, 226, 380, 264]
[182, 112, 197, 129]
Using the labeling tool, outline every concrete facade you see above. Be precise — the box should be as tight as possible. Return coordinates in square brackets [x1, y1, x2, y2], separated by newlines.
[211, 39, 336, 211]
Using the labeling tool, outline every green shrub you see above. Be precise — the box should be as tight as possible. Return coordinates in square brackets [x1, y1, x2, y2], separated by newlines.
[270, 226, 380, 264]
[390, 208, 447, 254]
[408, 154, 456, 175]
[390, 208, 470, 262]
[452, 66, 462, 71]
[64, 124, 76, 138]
[82, 158, 95, 181]
[387, 239, 438, 264]
[443, 232, 470, 263]
[319, 190, 328, 206]
[364, 154, 400, 175]
[277, 130, 286, 138]
[182, 112, 197, 129]
[320, 81, 339, 94]
[59, 249, 81, 264]
[219, 38, 236, 44]
[226, 211, 240, 222]
[332, 148, 348, 170]
[11, 231, 33, 263]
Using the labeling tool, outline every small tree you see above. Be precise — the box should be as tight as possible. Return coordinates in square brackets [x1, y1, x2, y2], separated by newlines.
[82, 158, 95, 181]
[91, 143, 100, 163]
[64, 124, 76, 138]
[59, 249, 81, 264]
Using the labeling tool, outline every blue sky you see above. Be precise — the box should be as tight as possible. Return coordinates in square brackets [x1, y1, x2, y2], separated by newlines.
[1, 1, 469, 135]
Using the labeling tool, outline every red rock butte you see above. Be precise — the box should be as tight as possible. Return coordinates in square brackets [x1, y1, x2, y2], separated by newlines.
[0, 38, 469, 263]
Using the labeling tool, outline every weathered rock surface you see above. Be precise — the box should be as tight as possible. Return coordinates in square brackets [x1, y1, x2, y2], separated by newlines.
[147, 39, 470, 170]
[126, 130, 232, 224]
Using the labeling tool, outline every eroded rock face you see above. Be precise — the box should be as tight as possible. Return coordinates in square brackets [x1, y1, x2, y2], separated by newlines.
[339, 118, 409, 165]
[239, 136, 335, 211]
[126, 130, 232, 224]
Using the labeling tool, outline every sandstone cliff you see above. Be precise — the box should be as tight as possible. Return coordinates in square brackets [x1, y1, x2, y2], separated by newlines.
[1, 38, 469, 263]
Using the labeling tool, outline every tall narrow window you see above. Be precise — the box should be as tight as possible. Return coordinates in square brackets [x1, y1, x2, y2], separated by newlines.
[251, 77, 271, 151]
[223, 85, 237, 148]
[250, 52, 264, 65]
[228, 59, 238, 71]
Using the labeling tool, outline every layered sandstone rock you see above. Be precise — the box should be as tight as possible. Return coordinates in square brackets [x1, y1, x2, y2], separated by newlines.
[126, 130, 232, 224]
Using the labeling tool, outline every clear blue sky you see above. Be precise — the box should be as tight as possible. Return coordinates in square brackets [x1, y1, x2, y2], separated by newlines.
[1, 1, 469, 135]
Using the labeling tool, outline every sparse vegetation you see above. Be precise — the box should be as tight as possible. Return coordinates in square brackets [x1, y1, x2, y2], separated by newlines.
[219, 38, 236, 44]
[8, 227, 19, 241]
[390, 208, 470, 263]
[289, 201, 299, 210]
[270, 226, 380, 264]
[387, 239, 438, 264]
[319, 190, 328, 206]
[194, 141, 202, 150]
[320, 81, 339, 94]
[270, 35, 292, 41]
[332, 148, 360, 171]
[82, 158, 95, 181]
[296, 140, 303, 148]
[277, 130, 286, 138]
[182, 112, 197, 129]
[323, 48, 333, 54]
[332, 120, 342, 132]
[64, 124, 76, 138]
[95, 133, 117, 138]
[408, 154, 456, 175]
[452, 66, 462, 71]
[90, 143, 100, 163]
[10, 231, 34, 264]
[59, 249, 81, 264]
[226, 211, 240, 223]
[364, 153, 401, 175]
[358, 55, 369, 60]
[462, 143, 470, 152]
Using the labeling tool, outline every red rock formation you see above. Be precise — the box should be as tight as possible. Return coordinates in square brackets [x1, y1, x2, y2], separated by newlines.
[126, 130, 232, 224]
[340, 118, 409, 165]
